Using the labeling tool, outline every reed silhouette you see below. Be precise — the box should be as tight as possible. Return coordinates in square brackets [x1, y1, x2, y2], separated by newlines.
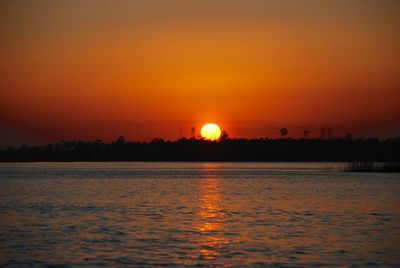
[344, 161, 400, 173]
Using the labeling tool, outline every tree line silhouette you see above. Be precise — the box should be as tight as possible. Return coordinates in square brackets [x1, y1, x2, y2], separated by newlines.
[1, 136, 399, 162]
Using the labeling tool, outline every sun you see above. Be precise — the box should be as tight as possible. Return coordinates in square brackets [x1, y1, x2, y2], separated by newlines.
[201, 123, 222, 141]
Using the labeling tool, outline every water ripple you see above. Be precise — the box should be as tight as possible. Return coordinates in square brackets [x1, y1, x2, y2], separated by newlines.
[0, 162, 399, 267]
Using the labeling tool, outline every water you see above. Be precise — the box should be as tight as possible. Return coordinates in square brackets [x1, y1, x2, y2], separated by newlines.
[0, 162, 399, 267]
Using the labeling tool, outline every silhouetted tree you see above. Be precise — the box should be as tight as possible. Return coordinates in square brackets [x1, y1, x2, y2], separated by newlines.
[280, 128, 288, 137]
[345, 133, 353, 141]
[116, 136, 126, 143]
[220, 130, 229, 141]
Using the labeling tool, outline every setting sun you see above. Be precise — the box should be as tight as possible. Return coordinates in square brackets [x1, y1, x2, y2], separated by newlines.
[201, 123, 222, 141]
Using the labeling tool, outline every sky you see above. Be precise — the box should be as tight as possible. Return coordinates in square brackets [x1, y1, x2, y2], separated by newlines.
[1, 0, 400, 145]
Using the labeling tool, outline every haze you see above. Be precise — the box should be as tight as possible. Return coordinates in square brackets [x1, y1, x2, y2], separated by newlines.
[1, 0, 399, 146]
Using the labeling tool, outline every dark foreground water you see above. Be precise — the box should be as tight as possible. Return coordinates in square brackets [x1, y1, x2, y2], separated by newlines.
[0, 162, 399, 267]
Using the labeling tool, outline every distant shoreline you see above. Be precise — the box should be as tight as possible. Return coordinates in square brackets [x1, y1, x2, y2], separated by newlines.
[1, 137, 399, 163]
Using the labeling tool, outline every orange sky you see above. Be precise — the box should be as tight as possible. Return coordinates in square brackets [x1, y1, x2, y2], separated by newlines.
[1, 0, 400, 145]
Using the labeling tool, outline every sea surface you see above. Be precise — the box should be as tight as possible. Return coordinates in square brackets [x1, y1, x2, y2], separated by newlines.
[0, 162, 399, 267]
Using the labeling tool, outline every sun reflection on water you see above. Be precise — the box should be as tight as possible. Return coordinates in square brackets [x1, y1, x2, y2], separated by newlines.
[196, 166, 228, 262]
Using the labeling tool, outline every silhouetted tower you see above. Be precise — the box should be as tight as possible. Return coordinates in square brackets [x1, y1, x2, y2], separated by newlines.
[191, 126, 196, 139]
[327, 127, 333, 139]
[320, 128, 326, 139]
[303, 130, 310, 139]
